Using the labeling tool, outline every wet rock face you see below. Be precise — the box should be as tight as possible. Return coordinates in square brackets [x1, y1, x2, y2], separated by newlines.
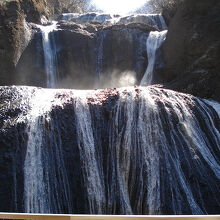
[159, 0, 220, 102]
[16, 20, 152, 89]
[0, 1, 23, 85]
[0, 86, 30, 212]
[53, 22, 97, 89]
[0, 0, 48, 86]
[0, 85, 220, 214]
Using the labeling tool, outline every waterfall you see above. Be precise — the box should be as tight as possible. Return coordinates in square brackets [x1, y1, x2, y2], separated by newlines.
[140, 30, 167, 86]
[24, 89, 53, 213]
[24, 89, 72, 213]
[96, 30, 106, 86]
[158, 15, 167, 30]
[24, 115, 47, 213]
[37, 22, 58, 88]
[14, 86, 219, 214]
[73, 92, 106, 213]
[1, 8, 220, 216]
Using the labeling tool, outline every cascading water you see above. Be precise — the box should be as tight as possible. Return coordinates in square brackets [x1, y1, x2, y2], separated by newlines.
[33, 13, 168, 89]
[140, 30, 167, 86]
[95, 30, 107, 87]
[24, 89, 72, 213]
[73, 92, 106, 213]
[24, 115, 47, 213]
[158, 15, 167, 30]
[138, 14, 167, 86]
[1, 85, 219, 214]
[37, 22, 58, 88]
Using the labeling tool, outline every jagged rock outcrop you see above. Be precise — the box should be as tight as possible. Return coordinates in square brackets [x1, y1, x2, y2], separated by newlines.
[159, 0, 220, 102]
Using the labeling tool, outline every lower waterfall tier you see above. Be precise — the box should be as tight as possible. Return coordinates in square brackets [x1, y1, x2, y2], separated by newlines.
[0, 85, 219, 214]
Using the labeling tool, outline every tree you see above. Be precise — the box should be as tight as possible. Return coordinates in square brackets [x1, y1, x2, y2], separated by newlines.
[147, 0, 182, 13]
[54, 0, 91, 13]
[135, 0, 182, 14]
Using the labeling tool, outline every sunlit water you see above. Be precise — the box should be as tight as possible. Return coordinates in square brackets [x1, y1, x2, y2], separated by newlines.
[12, 85, 219, 214]
[13, 9, 219, 215]
[140, 30, 167, 86]
[37, 22, 58, 88]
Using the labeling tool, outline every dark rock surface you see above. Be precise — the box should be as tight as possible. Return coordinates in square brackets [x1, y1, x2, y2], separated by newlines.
[159, 0, 220, 102]
[0, 0, 48, 86]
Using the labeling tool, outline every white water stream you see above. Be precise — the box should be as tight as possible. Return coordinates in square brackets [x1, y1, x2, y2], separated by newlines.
[140, 30, 167, 86]
[37, 22, 58, 88]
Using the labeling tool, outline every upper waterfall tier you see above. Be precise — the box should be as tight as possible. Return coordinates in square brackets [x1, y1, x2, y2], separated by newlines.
[16, 13, 167, 89]
[0, 85, 219, 214]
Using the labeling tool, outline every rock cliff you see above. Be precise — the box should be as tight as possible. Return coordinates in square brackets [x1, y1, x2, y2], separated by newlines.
[160, 0, 220, 102]
[0, 0, 48, 85]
